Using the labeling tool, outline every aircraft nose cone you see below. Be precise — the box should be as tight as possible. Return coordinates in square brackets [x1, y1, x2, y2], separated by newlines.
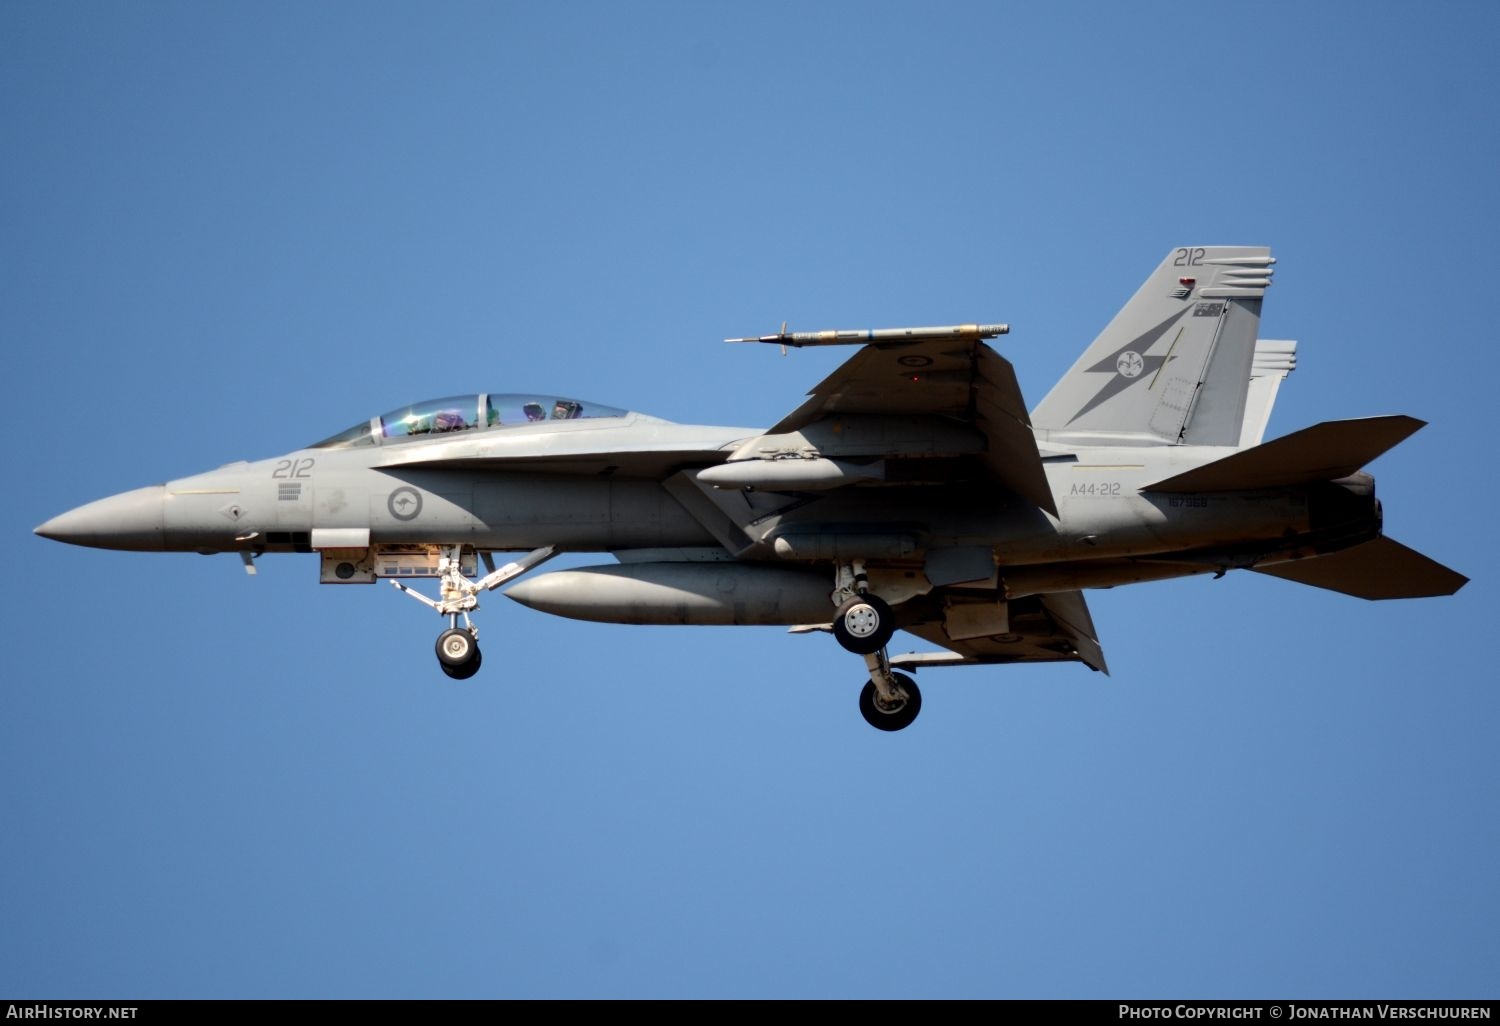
[34, 485, 167, 551]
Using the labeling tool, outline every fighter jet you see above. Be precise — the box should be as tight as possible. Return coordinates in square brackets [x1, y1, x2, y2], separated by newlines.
[34, 246, 1467, 730]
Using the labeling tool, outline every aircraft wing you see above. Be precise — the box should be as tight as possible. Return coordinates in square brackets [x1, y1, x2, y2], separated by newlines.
[891, 590, 1109, 673]
[767, 338, 1058, 516]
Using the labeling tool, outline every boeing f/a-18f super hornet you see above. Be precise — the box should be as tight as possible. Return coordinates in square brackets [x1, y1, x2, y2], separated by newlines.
[35, 247, 1467, 730]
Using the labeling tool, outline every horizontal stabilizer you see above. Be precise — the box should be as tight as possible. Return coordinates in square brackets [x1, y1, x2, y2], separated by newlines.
[1251, 536, 1468, 600]
[1144, 415, 1425, 493]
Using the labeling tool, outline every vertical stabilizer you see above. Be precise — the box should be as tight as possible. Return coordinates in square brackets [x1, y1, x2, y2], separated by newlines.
[1031, 246, 1275, 446]
[1239, 339, 1297, 446]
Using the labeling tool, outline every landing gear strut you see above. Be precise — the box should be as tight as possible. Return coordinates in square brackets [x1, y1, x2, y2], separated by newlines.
[858, 648, 921, 730]
[392, 544, 557, 679]
[833, 561, 921, 730]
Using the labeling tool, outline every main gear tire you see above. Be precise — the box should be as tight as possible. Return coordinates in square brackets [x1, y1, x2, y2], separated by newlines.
[859, 673, 921, 732]
[832, 594, 895, 655]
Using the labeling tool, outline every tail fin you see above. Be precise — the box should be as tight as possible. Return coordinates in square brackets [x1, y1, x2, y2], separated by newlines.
[1031, 246, 1275, 447]
[1240, 339, 1297, 446]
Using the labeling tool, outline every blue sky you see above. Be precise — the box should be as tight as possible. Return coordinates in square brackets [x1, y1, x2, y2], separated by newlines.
[3, 1, 1497, 1000]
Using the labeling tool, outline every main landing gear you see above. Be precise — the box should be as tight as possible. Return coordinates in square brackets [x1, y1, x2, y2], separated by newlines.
[832, 562, 922, 731]
[393, 544, 557, 680]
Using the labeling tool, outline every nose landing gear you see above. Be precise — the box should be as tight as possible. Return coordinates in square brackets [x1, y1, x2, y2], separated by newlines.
[392, 544, 557, 679]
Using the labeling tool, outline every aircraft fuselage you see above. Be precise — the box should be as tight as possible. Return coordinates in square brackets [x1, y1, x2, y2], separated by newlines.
[35, 428, 1379, 606]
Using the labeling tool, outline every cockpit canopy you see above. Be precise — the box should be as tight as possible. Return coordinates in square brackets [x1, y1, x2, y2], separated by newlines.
[312, 393, 632, 449]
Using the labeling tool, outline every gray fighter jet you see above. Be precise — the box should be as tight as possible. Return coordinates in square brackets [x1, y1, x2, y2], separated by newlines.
[35, 247, 1467, 730]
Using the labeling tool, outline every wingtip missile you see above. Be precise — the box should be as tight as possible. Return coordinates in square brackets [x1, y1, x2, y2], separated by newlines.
[725, 323, 1009, 347]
